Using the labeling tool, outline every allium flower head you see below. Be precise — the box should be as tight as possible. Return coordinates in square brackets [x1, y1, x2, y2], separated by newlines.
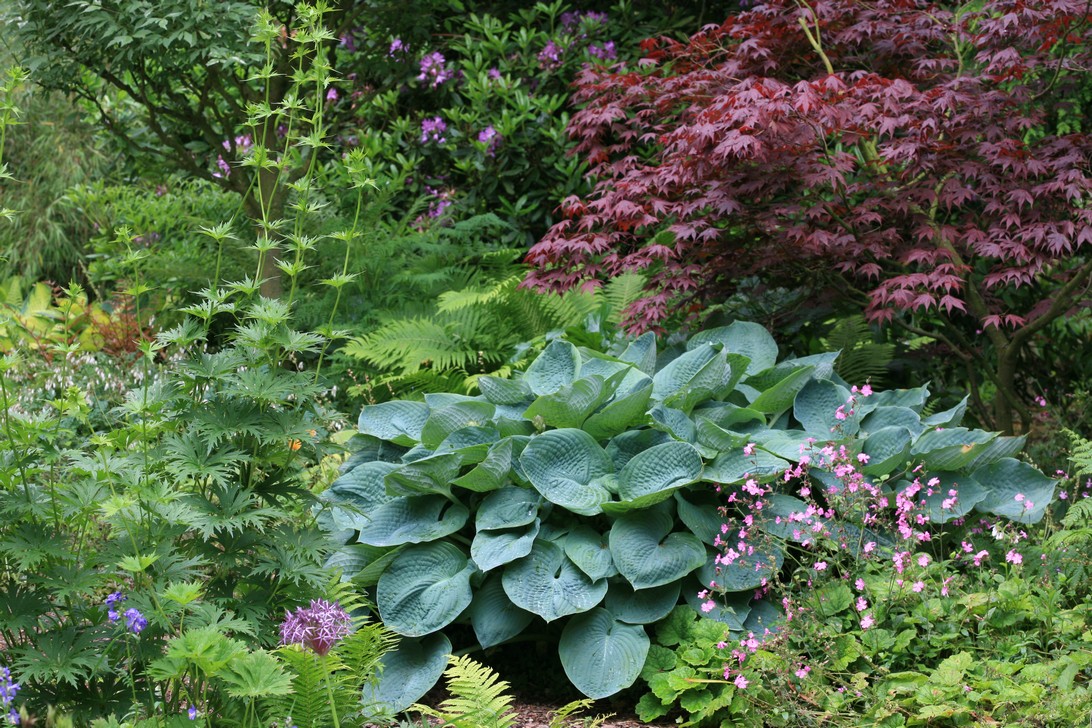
[280, 599, 351, 656]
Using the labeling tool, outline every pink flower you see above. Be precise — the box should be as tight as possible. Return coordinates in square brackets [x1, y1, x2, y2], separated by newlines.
[743, 442, 756, 456]
[280, 599, 351, 656]
[734, 674, 749, 690]
[860, 614, 874, 630]
[795, 665, 811, 679]
[1014, 493, 1024, 502]
[854, 578, 865, 590]
[917, 554, 930, 567]
[700, 600, 716, 613]
[912, 581, 925, 593]
[856, 597, 868, 612]
[1006, 550, 1023, 565]
[860, 384, 873, 396]
[813, 561, 827, 571]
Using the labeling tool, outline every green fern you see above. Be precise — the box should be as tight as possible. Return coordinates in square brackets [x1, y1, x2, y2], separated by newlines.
[548, 699, 613, 728]
[411, 655, 517, 728]
[821, 314, 895, 386]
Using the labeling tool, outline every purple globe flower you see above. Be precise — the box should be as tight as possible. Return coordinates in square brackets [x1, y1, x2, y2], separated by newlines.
[280, 599, 351, 656]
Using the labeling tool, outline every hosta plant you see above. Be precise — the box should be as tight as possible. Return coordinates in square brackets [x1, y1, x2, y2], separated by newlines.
[319, 321, 1055, 712]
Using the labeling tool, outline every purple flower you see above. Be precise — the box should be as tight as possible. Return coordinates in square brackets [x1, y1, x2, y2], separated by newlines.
[425, 186, 454, 218]
[105, 592, 125, 622]
[389, 38, 407, 57]
[488, 67, 502, 81]
[124, 608, 147, 634]
[417, 51, 453, 88]
[585, 11, 608, 24]
[339, 33, 356, 53]
[420, 116, 447, 144]
[477, 125, 501, 156]
[537, 41, 563, 69]
[187, 706, 198, 721]
[0, 666, 19, 707]
[326, 87, 339, 102]
[588, 41, 616, 60]
[280, 599, 352, 656]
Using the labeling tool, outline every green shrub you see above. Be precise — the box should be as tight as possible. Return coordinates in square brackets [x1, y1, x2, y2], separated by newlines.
[318, 320, 1055, 715]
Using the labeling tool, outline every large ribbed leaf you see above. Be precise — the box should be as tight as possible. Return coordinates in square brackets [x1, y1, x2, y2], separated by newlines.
[868, 385, 930, 412]
[698, 542, 783, 594]
[471, 520, 540, 572]
[921, 397, 968, 428]
[478, 376, 532, 405]
[749, 366, 816, 414]
[356, 495, 469, 547]
[475, 486, 542, 531]
[420, 401, 497, 449]
[453, 438, 514, 492]
[523, 374, 617, 430]
[564, 525, 618, 580]
[520, 428, 613, 516]
[703, 448, 788, 484]
[502, 540, 607, 622]
[683, 585, 751, 631]
[469, 575, 535, 649]
[860, 426, 913, 475]
[860, 406, 925, 437]
[648, 404, 696, 443]
[794, 379, 857, 436]
[897, 473, 986, 524]
[663, 349, 731, 414]
[911, 427, 997, 471]
[674, 490, 724, 546]
[358, 401, 430, 446]
[385, 452, 461, 497]
[604, 580, 681, 625]
[742, 598, 782, 638]
[376, 542, 475, 637]
[559, 609, 650, 699]
[605, 429, 672, 471]
[609, 508, 706, 590]
[964, 435, 1027, 469]
[652, 345, 718, 401]
[323, 461, 399, 531]
[759, 494, 814, 542]
[524, 340, 580, 395]
[614, 441, 703, 507]
[362, 633, 450, 718]
[688, 321, 776, 375]
[618, 331, 658, 374]
[584, 379, 654, 441]
[973, 458, 1056, 524]
[751, 429, 818, 461]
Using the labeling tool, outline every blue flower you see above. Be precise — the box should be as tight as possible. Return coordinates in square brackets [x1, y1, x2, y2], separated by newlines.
[188, 706, 198, 720]
[123, 608, 147, 635]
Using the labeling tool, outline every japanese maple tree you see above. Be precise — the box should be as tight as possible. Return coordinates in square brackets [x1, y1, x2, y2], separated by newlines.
[524, 0, 1092, 433]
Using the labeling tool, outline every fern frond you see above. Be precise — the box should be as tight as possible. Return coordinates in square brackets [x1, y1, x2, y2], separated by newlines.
[548, 699, 615, 728]
[822, 315, 894, 386]
[1066, 429, 1092, 478]
[412, 655, 517, 728]
[603, 272, 645, 327]
[344, 317, 476, 374]
[266, 646, 333, 728]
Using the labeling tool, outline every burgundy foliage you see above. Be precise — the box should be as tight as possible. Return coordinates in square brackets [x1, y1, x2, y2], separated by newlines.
[525, 0, 1092, 337]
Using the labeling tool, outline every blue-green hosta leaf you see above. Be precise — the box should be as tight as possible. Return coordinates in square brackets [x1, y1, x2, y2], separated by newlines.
[911, 428, 997, 471]
[794, 379, 857, 437]
[608, 441, 704, 511]
[475, 486, 542, 531]
[868, 385, 930, 412]
[698, 542, 783, 594]
[358, 401, 430, 446]
[520, 428, 613, 516]
[471, 520, 540, 572]
[663, 350, 731, 414]
[385, 453, 461, 497]
[323, 543, 391, 583]
[759, 494, 814, 542]
[424, 393, 478, 408]
[694, 418, 750, 455]
[347, 545, 403, 588]
[420, 401, 497, 449]
[356, 496, 469, 547]
[896, 473, 986, 524]
[703, 448, 788, 484]
[578, 352, 631, 380]
[688, 321, 776, 375]
[741, 598, 782, 639]
[362, 633, 451, 719]
[583, 379, 654, 441]
[751, 429, 819, 461]
[618, 331, 658, 375]
[674, 490, 725, 546]
[523, 375, 614, 430]
[683, 584, 751, 631]
[785, 351, 840, 382]
[748, 366, 816, 415]
[972, 458, 1056, 524]
[860, 406, 926, 437]
[605, 429, 672, 471]
[376, 542, 475, 637]
[478, 376, 532, 406]
[605, 580, 681, 625]
[609, 509, 706, 590]
[564, 525, 618, 580]
[921, 397, 968, 428]
[559, 609, 650, 699]
[502, 540, 607, 622]
[649, 405, 696, 443]
[469, 575, 534, 649]
[524, 340, 580, 396]
[452, 438, 515, 492]
[325, 461, 399, 512]
[652, 344, 718, 401]
[964, 435, 1027, 470]
[435, 426, 499, 460]
[860, 426, 913, 475]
